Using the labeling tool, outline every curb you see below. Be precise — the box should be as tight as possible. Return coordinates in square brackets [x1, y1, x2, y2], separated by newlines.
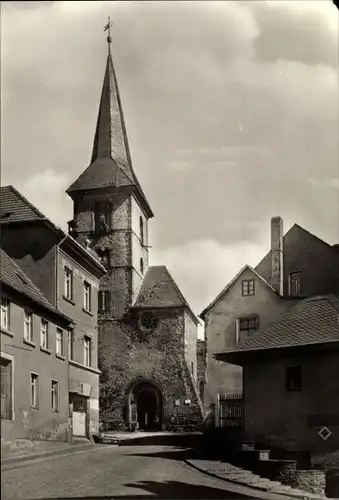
[185, 459, 326, 500]
[1, 442, 114, 466]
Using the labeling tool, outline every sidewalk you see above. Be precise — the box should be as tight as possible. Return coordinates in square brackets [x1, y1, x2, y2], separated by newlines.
[1, 438, 111, 466]
[185, 458, 334, 500]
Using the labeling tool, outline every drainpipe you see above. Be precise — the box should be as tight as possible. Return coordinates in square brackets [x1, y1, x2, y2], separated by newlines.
[56, 235, 73, 445]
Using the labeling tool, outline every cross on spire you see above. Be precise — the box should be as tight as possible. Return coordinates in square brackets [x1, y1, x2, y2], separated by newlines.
[104, 17, 113, 49]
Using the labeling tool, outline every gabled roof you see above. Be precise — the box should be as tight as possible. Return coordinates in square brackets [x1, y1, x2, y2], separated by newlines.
[66, 49, 153, 218]
[0, 249, 72, 323]
[0, 185, 106, 277]
[255, 223, 339, 277]
[133, 265, 200, 324]
[0, 185, 46, 223]
[215, 294, 339, 361]
[200, 265, 277, 319]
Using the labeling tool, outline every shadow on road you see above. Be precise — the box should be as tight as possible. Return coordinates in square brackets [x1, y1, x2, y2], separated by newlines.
[125, 447, 192, 461]
[15, 478, 252, 499]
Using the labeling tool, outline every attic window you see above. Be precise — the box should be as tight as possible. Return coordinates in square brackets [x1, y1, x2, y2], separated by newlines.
[289, 272, 301, 297]
[242, 279, 255, 296]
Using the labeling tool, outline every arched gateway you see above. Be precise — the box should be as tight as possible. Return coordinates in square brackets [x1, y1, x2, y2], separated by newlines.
[127, 380, 164, 431]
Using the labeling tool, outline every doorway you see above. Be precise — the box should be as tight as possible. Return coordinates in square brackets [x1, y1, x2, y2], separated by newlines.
[129, 380, 163, 431]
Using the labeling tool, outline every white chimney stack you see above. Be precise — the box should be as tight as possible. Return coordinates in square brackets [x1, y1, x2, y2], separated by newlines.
[271, 216, 284, 296]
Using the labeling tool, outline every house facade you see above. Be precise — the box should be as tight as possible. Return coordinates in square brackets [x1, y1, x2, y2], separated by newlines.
[215, 295, 339, 454]
[1, 250, 73, 441]
[66, 38, 203, 430]
[201, 216, 339, 412]
[0, 186, 106, 439]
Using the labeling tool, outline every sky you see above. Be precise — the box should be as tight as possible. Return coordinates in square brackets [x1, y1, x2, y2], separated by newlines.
[1, 0, 339, 327]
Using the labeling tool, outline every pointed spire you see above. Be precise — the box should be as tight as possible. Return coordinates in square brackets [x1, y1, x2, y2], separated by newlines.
[90, 48, 133, 176]
[67, 24, 153, 218]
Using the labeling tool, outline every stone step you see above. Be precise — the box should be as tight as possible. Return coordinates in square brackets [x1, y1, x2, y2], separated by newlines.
[269, 485, 293, 493]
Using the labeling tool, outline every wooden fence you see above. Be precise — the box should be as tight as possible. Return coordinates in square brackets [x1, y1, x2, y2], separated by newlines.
[216, 393, 244, 428]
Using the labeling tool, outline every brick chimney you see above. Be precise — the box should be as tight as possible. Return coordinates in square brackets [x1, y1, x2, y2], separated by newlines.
[271, 216, 284, 296]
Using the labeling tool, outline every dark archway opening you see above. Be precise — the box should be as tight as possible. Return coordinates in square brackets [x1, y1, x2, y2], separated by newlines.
[129, 381, 163, 431]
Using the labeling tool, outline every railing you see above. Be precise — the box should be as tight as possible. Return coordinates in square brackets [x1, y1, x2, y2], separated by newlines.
[217, 393, 244, 428]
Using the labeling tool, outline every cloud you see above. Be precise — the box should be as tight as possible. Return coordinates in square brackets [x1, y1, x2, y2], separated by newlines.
[18, 169, 72, 230]
[309, 177, 339, 190]
[251, 0, 338, 67]
[152, 238, 268, 315]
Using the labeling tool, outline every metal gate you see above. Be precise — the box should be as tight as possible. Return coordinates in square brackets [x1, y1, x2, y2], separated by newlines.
[218, 393, 244, 428]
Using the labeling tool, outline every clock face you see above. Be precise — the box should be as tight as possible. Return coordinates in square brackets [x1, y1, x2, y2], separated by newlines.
[139, 311, 157, 332]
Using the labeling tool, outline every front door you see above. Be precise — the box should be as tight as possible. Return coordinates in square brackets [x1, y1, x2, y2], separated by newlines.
[71, 395, 87, 437]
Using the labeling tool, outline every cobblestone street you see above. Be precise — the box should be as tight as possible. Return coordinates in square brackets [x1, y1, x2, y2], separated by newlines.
[2, 444, 286, 500]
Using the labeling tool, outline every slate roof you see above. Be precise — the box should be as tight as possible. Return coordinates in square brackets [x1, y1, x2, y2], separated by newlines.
[0, 185, 105, 274]
[66, 51, 153, 218]
[134, 265, 199, 324]
[200, 265, 278, 319]
[215, 294, 339, 358]
[0, 249, 71, 321]
[0, 185, 45, 223]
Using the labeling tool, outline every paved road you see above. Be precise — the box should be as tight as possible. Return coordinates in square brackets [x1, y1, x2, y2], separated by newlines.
[1, 444, 282, 500]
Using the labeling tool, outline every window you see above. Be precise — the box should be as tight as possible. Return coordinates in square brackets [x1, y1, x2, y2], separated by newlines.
[0, 299, 9, 330]
[68, 330, 74, 360]
[30, 373, 39, 409]
[1, 357, 13, 420]
[236, 316, 258, 343]
[56, 329, 63, 356]
[51, 380, 59, 412]
[95, 202, 111, 233]
[83, 282, 92, 312]
[140, 216, 144, 246]
[64, 267, 73, 300]
[97, 249, 110, 268]
[98, 290, 110, 312]
[24, 311, 33, 341]
[289, 272, 301, 296]
[84, 336, 91, 367]
[140, 257, 144, 275]
[199, 381, 205, 400]
[40, 319, 48, 349]
[242, 279, 255, 296]
[286, 366, 302, 392]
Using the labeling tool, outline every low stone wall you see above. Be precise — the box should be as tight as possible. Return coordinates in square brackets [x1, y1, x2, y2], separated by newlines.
[291, 470, 326, 496]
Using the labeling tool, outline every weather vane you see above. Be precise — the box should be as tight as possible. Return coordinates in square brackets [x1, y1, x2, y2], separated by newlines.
[104, 17, 113, 49]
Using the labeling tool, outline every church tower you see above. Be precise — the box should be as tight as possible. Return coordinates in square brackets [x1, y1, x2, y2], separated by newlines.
[67, 38, 153, 317]
[67, 31, 203, 431]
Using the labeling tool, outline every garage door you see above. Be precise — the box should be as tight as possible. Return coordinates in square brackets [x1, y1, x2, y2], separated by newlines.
[73, 411, 86, 436]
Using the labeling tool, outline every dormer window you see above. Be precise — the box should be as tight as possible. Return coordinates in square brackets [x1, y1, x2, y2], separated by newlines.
[242, 279, 255, 296]
[140, 216, 144, 246]
[289, 272, 301, 297]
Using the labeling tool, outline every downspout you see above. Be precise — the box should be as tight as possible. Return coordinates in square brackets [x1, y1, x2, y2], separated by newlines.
[56, 235, 73, 444]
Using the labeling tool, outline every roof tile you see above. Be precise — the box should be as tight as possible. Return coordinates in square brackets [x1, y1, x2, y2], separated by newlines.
[0, 249, 67, 318]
